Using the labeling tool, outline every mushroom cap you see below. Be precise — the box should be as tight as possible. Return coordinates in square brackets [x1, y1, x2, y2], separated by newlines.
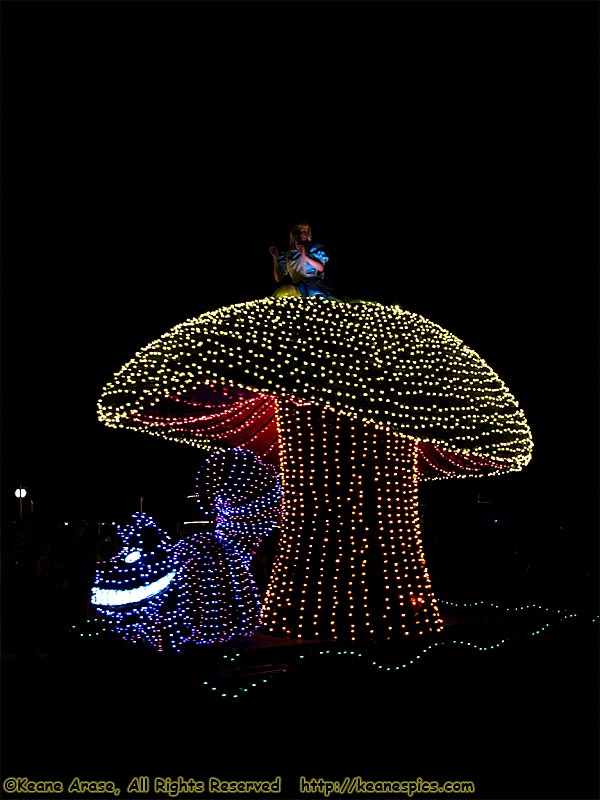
[97, 297, 533, 479]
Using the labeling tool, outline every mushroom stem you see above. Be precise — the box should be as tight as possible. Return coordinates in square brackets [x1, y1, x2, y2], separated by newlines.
[260, 397, 445, 641]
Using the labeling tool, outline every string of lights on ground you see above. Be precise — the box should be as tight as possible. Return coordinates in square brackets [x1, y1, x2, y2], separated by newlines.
[76, 601, 599, 702]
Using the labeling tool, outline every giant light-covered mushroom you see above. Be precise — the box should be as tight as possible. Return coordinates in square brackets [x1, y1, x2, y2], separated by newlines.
[98, 297, 533, 642]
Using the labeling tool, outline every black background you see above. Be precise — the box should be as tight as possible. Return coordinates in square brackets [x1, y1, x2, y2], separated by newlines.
[2, 0, 597, 533]
[1, 2, 599, 799]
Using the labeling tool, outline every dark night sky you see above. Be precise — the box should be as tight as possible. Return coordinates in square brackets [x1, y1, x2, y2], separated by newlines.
[1, 0, 598, 542]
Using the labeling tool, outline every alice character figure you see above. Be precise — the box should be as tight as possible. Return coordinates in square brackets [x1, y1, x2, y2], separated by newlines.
[269, 222, 334, 298]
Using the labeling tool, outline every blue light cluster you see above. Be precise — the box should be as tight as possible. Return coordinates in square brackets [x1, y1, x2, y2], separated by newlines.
[195, 447, 283, 569]
[90, 449, 282, 652]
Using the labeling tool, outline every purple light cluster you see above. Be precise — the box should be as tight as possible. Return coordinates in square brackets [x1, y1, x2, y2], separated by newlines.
[90, 449, 282, 652]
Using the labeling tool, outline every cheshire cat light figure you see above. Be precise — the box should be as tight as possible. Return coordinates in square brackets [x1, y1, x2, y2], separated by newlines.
[90, 448, 282, 652]
[97, 297, 533, 643]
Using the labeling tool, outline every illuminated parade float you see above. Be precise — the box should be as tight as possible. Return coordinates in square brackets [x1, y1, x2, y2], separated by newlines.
[95, 297, 533, 648]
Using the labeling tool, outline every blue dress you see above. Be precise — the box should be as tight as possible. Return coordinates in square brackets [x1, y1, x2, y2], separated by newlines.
[276, 243, 334, 298]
